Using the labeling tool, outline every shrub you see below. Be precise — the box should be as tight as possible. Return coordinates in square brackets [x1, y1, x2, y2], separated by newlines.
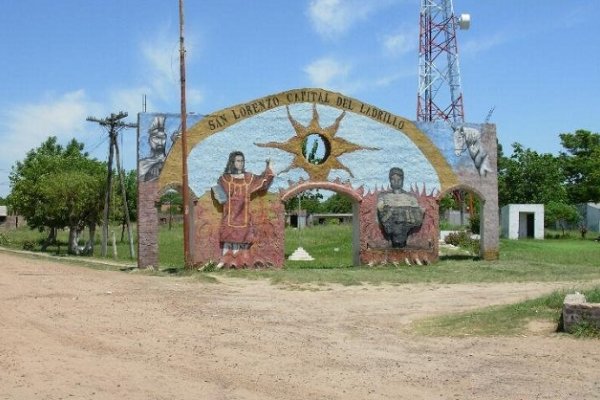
[571, 321, 600, 339]
[444, 231, 480, 255]
[22, 240, 36, 251]
[0, 232, 9, 246]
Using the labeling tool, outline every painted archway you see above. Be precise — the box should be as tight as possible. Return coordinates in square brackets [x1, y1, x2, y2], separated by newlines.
[137, 88, 499, 268]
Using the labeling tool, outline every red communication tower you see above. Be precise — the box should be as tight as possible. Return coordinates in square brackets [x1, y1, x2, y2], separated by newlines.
[416, 0, 470, 124]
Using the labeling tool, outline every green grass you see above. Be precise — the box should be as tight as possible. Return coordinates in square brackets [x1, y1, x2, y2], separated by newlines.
[0, 224, 138, 263]
[413, 286, 600, 337]
[2, 223, 600, 286]
[285, 224, 353, 269]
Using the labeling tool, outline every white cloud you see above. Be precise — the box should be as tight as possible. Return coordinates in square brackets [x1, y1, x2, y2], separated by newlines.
[0, 90, 101, 195]
[374, 68, 415, 87]
[140, 36, 180, 103]
[0, 27, 206, 196]
[137, 28, 203, 112]
[461, 32, 507, 56]
[186, 88, 204, 111]
[382, 28, 417, 56]
[308, 0, 394, 39]
[304, 57, 350, 88]
[109, 86, 151, 115]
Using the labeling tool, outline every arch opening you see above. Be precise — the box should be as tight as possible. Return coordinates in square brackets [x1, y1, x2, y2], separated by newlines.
[283, 188, 360, 267]
[437, 185, 485, 260]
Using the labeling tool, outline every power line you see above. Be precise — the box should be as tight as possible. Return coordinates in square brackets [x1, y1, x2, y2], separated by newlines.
[86, 111, 137, 258]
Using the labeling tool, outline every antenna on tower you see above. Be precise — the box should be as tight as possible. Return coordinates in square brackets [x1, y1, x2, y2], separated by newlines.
[485, 106, 495, 124]
[416, 0, 470, 125]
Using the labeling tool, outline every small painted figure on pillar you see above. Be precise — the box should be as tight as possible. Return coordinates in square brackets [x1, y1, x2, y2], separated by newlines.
[377, 167, 424, 248]
[139, 115, 167, 181]
[212, 151, 274, 257]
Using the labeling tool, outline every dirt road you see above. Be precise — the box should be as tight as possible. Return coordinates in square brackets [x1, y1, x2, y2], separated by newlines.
[1, 251, 599, 399]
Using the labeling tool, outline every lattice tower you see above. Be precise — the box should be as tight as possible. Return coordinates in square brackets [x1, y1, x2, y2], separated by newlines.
[416, 0, 469, 124]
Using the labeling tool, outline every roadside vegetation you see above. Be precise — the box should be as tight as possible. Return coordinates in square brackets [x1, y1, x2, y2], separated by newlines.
[413, 286, 600, 338]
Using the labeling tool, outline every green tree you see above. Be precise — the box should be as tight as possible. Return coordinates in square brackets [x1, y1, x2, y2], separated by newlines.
[496, 141, 512, 207]
[9, 137, 105, 254]
[108, 169, 138, 241]
[160, 189, 182, 230]
[321, 192, 353, 213]
[545, 201, 581, 236]
[124, 169, 137, 222]
[559, 130, 600, 203]
[284, 190, 323, 213]
[498, 143, 567, 206]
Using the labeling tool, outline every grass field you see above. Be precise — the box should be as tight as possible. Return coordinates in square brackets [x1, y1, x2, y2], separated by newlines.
[413, 286, 600, 338]
[2, 223, 600, 286]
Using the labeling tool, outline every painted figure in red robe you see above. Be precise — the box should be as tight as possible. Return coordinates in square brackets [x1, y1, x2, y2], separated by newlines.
[212, 151, 274, 255]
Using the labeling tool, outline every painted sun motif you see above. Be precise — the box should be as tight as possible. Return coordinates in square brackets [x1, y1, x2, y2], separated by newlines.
[256, 104, 379, 181]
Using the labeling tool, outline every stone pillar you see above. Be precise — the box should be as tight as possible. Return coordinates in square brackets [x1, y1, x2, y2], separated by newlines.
[562, 293, 600, 333]
[138, 180, 159, 269]
[480, 187, 499, 260]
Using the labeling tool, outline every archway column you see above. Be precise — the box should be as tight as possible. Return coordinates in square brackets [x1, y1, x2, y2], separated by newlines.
[138, 180, 160, 269]
[480, 186, 499, 260]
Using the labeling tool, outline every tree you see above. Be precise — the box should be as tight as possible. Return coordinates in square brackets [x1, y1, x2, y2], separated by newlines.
[124, 169, 137, 222]
[496, 141, 512, 207]
[545, 201, 581, 236]
[284, 190, 323, 214]
[559, 130, 600, 204]
[160, 189, 182, 230]
[108, 169, 138, 241]
[321, 193, 353, 213]
[498, 143, 567, 206]
[9, 137, 105, 254]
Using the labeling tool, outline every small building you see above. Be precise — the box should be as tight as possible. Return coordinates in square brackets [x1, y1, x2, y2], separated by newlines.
[286, 210, 308, 229]
[500, 204, 544, 239]
[0, 206, 7, 225]
[307, 213, 353, 226]
[577, 203, 600, 233]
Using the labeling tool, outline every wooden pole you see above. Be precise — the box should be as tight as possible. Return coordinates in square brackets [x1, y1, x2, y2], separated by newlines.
[102, 129, 115, 257]
[179, 0, 191, 267]
[114, 139, 135, 258]
[86, 112, 137, 258]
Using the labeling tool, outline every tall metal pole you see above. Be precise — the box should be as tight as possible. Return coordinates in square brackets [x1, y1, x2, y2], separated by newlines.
[179, 0, 191, 266]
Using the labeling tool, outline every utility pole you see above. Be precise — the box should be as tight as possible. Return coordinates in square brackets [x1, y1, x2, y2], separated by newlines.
[86, 112, 137, 258]
[179, 0, 191, 266]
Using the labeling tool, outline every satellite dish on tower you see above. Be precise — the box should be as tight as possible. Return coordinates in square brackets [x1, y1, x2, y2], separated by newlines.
[458, 13, 471, 30]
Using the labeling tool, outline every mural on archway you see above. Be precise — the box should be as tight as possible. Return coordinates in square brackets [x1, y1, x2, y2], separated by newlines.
[137, 88, 499, 268]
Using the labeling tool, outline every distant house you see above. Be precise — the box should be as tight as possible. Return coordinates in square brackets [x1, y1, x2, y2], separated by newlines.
[500, 204, 544, 239]
[577, 203, 600, 233]
[0, 206, 7, 225]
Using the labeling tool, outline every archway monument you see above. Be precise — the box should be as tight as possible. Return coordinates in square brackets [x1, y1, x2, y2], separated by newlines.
[137, 88, 499, 269]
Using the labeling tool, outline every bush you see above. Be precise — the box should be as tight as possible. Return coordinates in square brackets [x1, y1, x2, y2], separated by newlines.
[0, 232, 9, 246]
[22, 240, 36, 251]
[444, 231, 468, 246]
[444, 231, 480, 254]
[571, 321, 600, 339]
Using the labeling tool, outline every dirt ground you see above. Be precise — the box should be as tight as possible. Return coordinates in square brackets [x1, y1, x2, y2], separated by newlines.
[1, 251, 599, 400]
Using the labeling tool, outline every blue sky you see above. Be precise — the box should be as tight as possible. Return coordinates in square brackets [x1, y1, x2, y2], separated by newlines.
[1, 0, 598, 196]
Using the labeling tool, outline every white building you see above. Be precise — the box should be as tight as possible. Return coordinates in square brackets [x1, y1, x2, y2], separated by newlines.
[500, 204, 544, 239]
